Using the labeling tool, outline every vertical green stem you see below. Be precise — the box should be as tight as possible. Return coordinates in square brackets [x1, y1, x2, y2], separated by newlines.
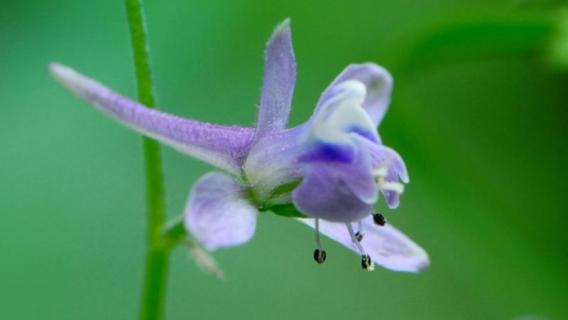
[124, 0, 170, 319]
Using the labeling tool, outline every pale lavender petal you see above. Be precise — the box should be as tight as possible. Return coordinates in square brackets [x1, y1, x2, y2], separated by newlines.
[372, 147, 409, 208]
[298, 138, 377, 204]
[384, 168, 403, 208]
[292, 163, 374, 222]
[316, 63, 393, 126]
[184, 172, 257, 251]
[343, 138, 379, 203]
[243, 126, 305, 201]
[49, 63, 254, 174]
[298, 216, 429, 272]
[355, 135, 409, 208]
[254, 19, 297, 139]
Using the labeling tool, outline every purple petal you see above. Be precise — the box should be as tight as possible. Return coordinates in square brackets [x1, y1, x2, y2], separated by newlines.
[298, 141, 356, 163]
[364, 140, 409, 208]
[184, 172, 257, 251]
[292, 161, 374, 223]
[49, 63, 254, 174]
[353, 135, 409, 208]
[243, 126, 305, 201]
[316, 63, 393, 126]
[383, 169, 403, 208]
[255, 19, 297, 139]
[298, 137, 378, 204]
[298, 216, 429, 272]
[342, 138, 379, 204]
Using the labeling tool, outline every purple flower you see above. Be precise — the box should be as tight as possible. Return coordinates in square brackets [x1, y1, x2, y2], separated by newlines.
[50, 19, 428, 272]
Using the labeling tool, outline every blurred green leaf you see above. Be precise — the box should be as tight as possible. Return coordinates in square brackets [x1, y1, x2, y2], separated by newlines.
[548, 8, 568, 68]
[396, 18, 552, 76]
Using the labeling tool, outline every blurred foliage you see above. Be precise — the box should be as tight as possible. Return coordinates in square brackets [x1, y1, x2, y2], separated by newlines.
[549, 8, 568, 68]
[1, 0, 567, 319]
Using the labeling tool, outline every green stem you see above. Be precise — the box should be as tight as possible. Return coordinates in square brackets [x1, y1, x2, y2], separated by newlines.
[124, 0, 170, 319]
[141, 248, 170, 319]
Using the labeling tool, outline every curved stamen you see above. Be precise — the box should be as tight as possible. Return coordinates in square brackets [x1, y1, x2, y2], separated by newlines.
[378, 179, 405, 194]
[361, 255, 373, 270]
[373, 167, 404, 194]
[313, 218, 327, 264]
[355, 220, 364, 242]
[372, 213, 387, 226]
[346, 223, 374, 271]
[372, 167, 389, 178]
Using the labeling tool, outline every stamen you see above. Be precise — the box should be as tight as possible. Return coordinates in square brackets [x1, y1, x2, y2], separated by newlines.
[372, 213, 387, 226]
[346, 224, 365, 254]
[313, 249, 327, 264]
[313, 218, 327, 264]
[355, 220, 364, 241]
[378, 179, 405, 194]
[361, 255, 374, 271]
[346, 223, 374, 271]
[372, 167, 388, 178]
[373, 164, 405, 194]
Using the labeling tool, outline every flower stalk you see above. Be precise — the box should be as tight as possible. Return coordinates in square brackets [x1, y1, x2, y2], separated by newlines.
[124, 0, 170, 319]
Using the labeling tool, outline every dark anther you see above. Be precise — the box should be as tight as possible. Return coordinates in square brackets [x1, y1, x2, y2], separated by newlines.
[372, 213, 387, 226]
[313, 249, 327, 264]
[355, 232, 364, 242]
[361, 255, 373, 271]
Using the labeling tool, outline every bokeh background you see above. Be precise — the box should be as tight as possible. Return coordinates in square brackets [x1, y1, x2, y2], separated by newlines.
[1, 0, 567, 319]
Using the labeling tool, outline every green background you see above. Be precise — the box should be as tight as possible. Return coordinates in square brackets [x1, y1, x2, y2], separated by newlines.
[1, 0, 567, 319]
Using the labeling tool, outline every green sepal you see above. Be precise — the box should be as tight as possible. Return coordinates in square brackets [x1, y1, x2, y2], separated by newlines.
[268, 180, 301, 198]
[263, 203, 307, 218]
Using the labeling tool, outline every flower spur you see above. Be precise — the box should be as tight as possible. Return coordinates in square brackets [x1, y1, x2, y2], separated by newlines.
[50, 19, 429, 272]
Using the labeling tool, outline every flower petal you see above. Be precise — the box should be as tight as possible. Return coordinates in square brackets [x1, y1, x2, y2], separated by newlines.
[243, 126, 305, 201]
[383, 164, 406, 208]
[310, 80, 379, 145]
[49, 63, 254, 175]
[316, 63, 393, 126]
[358, 136, 409, 209]
[292, 164, 374, 222]
[184, 172, 258, 251]
[298, 216, 429, 272]
[255, 19, 297, 139]
[299, 137, 378, 204]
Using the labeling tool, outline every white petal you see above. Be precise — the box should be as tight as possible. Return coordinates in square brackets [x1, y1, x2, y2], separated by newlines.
[310, 80, 379, 145]
[316, 63, 393, 126]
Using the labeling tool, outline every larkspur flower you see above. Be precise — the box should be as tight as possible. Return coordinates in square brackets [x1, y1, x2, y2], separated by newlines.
[50, 19, 429, 272]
